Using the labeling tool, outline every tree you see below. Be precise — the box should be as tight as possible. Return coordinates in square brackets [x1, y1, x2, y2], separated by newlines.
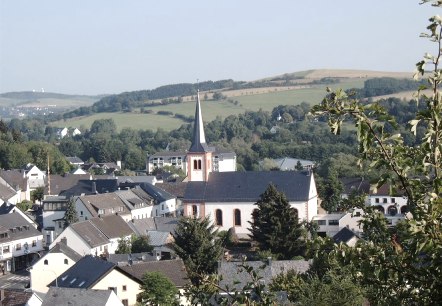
[172, 216, 224, 285]
[115, 236, 131, 254]
[64, 200, 79, 227]
[131, 235, 153, 253]
[138, 271, 179, 305]
[31, 187, 44, 203]
[249, 184, 305, 259]
[317, 168, 344, 212]
[16, 200, 32, 212]
[309, 2, 442, 303]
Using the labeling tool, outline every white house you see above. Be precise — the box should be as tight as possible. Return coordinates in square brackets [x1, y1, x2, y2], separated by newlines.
[0, 182, 21, 205]
[30, 240, 82, 294]
[138, 183, 177, 217]
[114, 188, 154, 220]
[0, 212, 44, 273]
[57, 127, 69, 139]
[48, 255, 142, 306]
[49, 215, 134, 257]
[313, 212, 363, 237]
[23, 164, 46, 190]
[75, 193, 132, 222]
[0, 169, 31, 202]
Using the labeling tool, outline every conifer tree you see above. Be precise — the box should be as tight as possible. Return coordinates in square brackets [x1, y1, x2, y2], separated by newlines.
[64, 199, 79, 227]
[249, 184, 305, 259]
[173, 216, 224, 285]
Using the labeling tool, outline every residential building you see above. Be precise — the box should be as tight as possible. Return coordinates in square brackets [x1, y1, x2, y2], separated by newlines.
[0, 169, 30, 202]
[0, 182, 20, 205]
[48, 255, 142, 306]
[30, 240, 82, 294]
[65, 156, 84, 167]
[0, 289, 42, 306]
[49, 215, 134, 256]
[0, 212, 44, 273]
[333, 227, 360, 247]
[22, 164, 46, 191]
[260, 157, 315, 171]
[42, 196, 70, 245]
[139, 183, 177, 217]
[114, 188, 153, 220]
[313, 212, 362, 237]
[75, 193, 132, 222]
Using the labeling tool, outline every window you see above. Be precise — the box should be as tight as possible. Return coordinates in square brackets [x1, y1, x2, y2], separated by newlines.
[215, 209, 223, 226]
[193, 159, 202, 170]
[122, 300, 129, 306]
[234, 209, 241, 226]
[64, 259, 68, 265]
[388, 206, 398, 216]
[328, 220, 339, 226]
[162, 204, 164, 210]
[3, 246, 10, 254]
[317, 220, 326, 225]
[58, 222, 63, 229]
[80, 211, 83, 216]
[44, 259, 48, 265]
[383, 198, 388, 203]
[122, 285, 127, 291]
[32, 240, 37, 247]
[391, 198, 396, 203]
[16, 243, 21, 251]
[192, 205, 198, 217]
[375, 198, 380, 203]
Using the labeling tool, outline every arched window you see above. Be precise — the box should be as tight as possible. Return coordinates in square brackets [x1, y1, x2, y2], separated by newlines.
[192, 205, 198, 217]
[374, 205, 385, 214]
[64, 259, 68, 265]
[388, 205, 398, 216]
[234, 209, 241, 226]
[215, 209, 223, 226]
[193, 160, 198, 170]
[198, 160, 202, 169]
[44, 259, 48, 265]
[400, 205, 408, 215]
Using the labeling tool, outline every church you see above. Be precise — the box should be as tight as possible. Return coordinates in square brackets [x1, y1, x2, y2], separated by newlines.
[181, 92, 319, 237]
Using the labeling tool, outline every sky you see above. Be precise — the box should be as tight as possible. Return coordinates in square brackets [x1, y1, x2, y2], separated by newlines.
[0, 0, 439, 95]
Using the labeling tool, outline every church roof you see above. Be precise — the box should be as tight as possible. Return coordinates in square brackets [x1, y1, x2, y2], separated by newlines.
[189, 91, 211, 153]
[184, 171, 313, 202]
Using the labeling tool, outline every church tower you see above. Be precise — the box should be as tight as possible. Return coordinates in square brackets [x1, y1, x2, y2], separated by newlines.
[187, 90, 213, 182]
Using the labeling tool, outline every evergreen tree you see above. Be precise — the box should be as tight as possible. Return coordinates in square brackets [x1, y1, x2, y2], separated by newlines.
[249, 184, 305, 259]
[138, 271, 179, 305]
[64, 199, 79, 227]
[131, 235, 153, 253]
[115, 236, 131, 254]
[173, 216, 224, 285]
[318, 168, 344, 212]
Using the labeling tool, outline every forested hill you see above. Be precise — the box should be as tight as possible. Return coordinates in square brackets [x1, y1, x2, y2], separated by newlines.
[0, 91, 102, 100]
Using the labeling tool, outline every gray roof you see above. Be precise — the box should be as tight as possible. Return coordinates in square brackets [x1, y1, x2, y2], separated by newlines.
[155, 182, 188, 198]
[184, 171, 313, 202]
[0, 202, 16, 214]
[274, 157, 315, 170]
[47, 241, 82, 262]
[128, 217, 178, 236]
[115, 189, 153, 210]
[218, 260, 310, 290]
[70, 221, 108, 248]
[154, 217, 179, 233]
[140, 183, 175, 203]
[120, 259, 190, 287]
[116, 176, 156, 185]
[0, 183, 16, 201]
[340, 177, 370, 195]
[0, 289, 34, 306]
[77, 193, 130, 217]
[333, 227, 359, 244]
[0, 169, 27, 190]
[89, 215, 134, 239]
[189, 93, 211, 153]
[42, 287, 119, 306]
[66, 156, 84, 165]
[46, 174, 91, 196]
[147, 231, 170, 246]
[0, 212, 42, 243]
[107, 252, 157, 266]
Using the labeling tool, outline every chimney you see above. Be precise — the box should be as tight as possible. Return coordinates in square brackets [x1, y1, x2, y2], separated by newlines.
[91, 182, 97, 194]
[267, 257, 272, 266]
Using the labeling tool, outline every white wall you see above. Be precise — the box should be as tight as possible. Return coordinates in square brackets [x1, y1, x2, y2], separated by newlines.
[30, 252, 78, 294]
[130, 206, 153, 220]
[50, 228, 93, 256]
[153, 198, 176, 217]
[93, 269, 141, 306]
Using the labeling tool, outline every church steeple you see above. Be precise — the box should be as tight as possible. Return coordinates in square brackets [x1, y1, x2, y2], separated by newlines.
[189, 90, 210, 153]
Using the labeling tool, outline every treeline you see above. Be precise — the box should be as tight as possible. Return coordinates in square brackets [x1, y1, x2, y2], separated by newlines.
[347, 77, 426, 98]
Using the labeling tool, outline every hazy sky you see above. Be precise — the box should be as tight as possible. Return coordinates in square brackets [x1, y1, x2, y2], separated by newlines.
[0, 1, 438, 95]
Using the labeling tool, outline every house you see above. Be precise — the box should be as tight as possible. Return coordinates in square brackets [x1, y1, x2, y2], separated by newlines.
[0, 182, 20, 205]
[48, 255, 143, 306]
[22, 164, 46, 191]
[120, 259, 190, 305]
[49, 215, 134, 257]
[42, 287, 122, 306]
[70, 167, 87, 175]
[139, 183, 177, 217]
[65, 156, 84, 167]
[313, 212, 362, 237]
[114, 188, 153, 220]
[184, 171, 318, 237]
[260, 157, 315, 171]
[107, 252, 157, 266]
[341, 177, 409, 226]
[75, 193, 131, 222]
[30, 240, 82, 294]
[56, 127, 69, 139]
[45, 173, 92, 197]
[0, 202, 38, 230]
[0, 169, 30, 202]
[0, 289, 43, 306]
[71, 128, 81, 137]
[41, 196, 70, 245]
[333, 227, 360, 247]
[0, 212, 44, 273]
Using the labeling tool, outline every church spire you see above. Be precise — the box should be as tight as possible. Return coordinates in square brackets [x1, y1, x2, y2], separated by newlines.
[189, 90, 210, 153]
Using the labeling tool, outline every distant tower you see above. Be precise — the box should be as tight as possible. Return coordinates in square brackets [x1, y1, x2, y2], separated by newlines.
[187, 90, 213, 182]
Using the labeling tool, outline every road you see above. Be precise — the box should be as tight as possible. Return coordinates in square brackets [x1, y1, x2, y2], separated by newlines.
[0, 270, 30, 290]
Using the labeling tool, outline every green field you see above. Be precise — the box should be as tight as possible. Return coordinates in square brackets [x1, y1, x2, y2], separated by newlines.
[53, 79, 365, 132]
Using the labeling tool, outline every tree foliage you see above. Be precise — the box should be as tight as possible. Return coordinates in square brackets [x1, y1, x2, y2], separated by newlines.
[138, 271, 179, 306]
[64, 200, 79, 227]
[249, 184, 305, 259]
[172, 217, 224, 285]
[309, 2, 442, 303]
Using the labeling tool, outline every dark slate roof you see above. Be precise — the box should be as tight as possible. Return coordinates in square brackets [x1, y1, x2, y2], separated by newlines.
[0, 289, 34, 306]
[218, 260, 310, 290]
[340, 177, 370, 195]
[140, 183, 175, 203]
[155, 182, 188, 198]
[107, 252, 157, 266]
[0, 202, 16, 214]
[0, 169, 27, 190]
[0, 212, 42, 243]
[120, 259, 190, 287]
[77, 193, 130, 218]
[89, 215, 134, 239]
[42, 288, 117, 306]
[189, 94, 211, 153]
[154, 217, 179, 233]
[70, 221, 109, 248]
[147, 231, 170, 246]
[0, 183, 16, 201]
[116, 176, 156, 185]
[149, 151, 187, 158]
[48, 255, 116, 288]
[46, 174, 91, 196]
[60, 179, 119, 197]
[333, 227, 359, 244]
[184, 171, 313, 202]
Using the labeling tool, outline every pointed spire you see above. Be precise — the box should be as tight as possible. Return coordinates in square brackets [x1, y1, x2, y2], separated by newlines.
[189, 90, 210, 152]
